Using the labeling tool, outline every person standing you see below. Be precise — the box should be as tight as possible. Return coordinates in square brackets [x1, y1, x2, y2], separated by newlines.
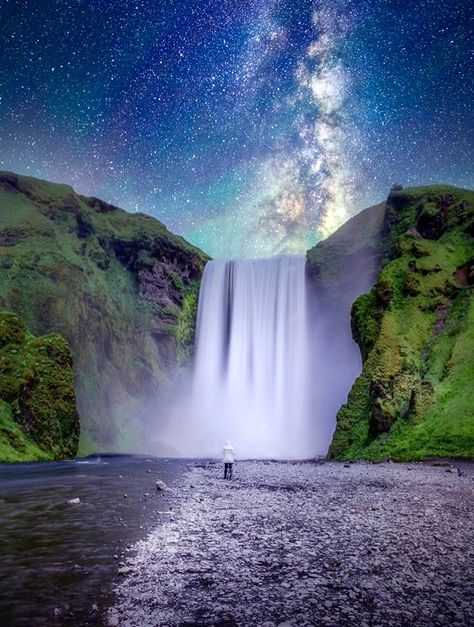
[222, 440, 235, 479]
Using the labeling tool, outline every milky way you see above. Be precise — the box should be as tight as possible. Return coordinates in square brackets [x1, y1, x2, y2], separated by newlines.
[0, 0, 472, 257]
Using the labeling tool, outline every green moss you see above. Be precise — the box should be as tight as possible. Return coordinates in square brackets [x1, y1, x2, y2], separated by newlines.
[351, 291, 381, 361]
[329, 185, 474, 461]
[175, 286, 199, 365]
[0, 311, 27, 347]
[327, 374, 372, 459]
[170, 272, 185, 292]
[0, 311, 80, 462]
[0, 399, 51, 462]
[160, 283, 201, 366]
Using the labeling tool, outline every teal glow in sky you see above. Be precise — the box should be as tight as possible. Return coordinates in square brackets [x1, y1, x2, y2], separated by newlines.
[0, 0, 473, 257]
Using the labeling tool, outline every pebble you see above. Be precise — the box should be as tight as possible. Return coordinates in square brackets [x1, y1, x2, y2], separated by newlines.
[108, 461, 474, 627]
[67, 497, 80, 505]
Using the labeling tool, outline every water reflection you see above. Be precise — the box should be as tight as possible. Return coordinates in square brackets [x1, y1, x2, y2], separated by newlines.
[0, 455, 182, 626]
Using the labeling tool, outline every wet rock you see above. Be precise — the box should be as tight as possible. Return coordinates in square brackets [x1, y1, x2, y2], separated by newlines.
[405, 227, 422, 238]
[155, 480, 168, 491]
[67, 497, 80, 505]
[108, 613, 120, 627]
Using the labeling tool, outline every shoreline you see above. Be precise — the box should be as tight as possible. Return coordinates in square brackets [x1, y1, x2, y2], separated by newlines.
[0, 456, 181, 626]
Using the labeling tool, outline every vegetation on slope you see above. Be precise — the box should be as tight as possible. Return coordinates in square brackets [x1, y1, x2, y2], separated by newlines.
[0, 311, 79, 462]
[328, 185, 474, 460]
[0, 172, 208, 456]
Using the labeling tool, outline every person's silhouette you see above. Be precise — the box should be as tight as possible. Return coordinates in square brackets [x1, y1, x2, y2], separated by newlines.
[222, 441, 235, 479]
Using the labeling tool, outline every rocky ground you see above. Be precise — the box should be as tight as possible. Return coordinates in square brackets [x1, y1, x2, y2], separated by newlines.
[108, 461, 474, 627]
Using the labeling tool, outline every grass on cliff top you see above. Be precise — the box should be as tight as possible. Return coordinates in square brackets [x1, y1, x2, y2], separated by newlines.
[0, 170, 208, 259]
[392, 184, 474, 197]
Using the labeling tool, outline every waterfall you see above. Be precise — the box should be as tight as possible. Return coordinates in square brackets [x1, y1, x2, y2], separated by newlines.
[180, 255, 318, 459]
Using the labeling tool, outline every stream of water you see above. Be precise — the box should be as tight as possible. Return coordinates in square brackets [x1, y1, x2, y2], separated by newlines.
[0, 455, 182, 626]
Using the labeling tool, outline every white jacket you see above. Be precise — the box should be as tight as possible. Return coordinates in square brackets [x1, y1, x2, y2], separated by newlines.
[222, 442, 235, 463]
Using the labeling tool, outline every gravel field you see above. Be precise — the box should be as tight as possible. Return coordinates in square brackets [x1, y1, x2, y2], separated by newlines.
[109, 461, 474, 627]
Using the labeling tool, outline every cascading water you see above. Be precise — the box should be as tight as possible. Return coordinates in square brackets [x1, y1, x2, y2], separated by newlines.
[162, 255, 325, 459]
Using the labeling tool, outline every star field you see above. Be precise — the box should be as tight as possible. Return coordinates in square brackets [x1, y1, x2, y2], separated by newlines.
[0, 0, 472, 257]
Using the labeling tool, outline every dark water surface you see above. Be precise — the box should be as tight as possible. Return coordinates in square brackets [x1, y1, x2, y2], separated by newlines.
[0, 455, 184, 626]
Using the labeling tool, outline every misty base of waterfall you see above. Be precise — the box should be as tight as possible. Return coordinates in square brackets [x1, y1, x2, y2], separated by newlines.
[108, 461, 474, 627]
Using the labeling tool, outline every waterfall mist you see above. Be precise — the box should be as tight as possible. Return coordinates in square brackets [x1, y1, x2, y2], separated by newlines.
[157, 256, 330, 459]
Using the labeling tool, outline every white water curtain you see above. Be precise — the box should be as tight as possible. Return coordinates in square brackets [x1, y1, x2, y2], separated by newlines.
[174, 256, 317, 459]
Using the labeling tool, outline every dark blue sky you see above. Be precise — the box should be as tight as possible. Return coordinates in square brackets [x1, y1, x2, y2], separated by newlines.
[0, 0, 472, 257]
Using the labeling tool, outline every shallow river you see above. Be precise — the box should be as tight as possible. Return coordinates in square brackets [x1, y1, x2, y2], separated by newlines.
[0, 455, 183, 626]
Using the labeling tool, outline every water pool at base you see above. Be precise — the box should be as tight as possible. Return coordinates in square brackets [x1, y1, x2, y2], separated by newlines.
[0, 455, 184, 626]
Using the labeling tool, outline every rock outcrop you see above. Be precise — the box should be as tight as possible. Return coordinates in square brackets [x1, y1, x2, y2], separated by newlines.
[0, 171, 208, 455]
[0, 310, 80, 461]
[321, 185, 474, 460]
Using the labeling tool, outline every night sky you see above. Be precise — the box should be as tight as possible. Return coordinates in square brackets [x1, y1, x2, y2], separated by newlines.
[1, 0, 472, 257]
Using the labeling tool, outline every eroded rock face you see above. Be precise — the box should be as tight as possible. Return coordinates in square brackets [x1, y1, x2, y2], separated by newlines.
[136, 240, 202, 305]
[0, 171, 208, 454]
[327, 184, 474, 461]
[0, 311, 80, 461]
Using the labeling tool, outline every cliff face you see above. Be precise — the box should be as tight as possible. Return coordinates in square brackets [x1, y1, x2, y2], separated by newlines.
[305, 202, 386, 447]
[0, 172, 208, 454]
[325, 185, 474, 460]
[0, 311, 79, 462]
[306, 201, 386, 298]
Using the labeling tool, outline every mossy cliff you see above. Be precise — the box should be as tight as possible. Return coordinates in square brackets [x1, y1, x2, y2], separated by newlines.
[305, 202, 386, 440]
[0, 311, 79, 462]
[315, 185, 474, 461]
[0, 172, 208, 455]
